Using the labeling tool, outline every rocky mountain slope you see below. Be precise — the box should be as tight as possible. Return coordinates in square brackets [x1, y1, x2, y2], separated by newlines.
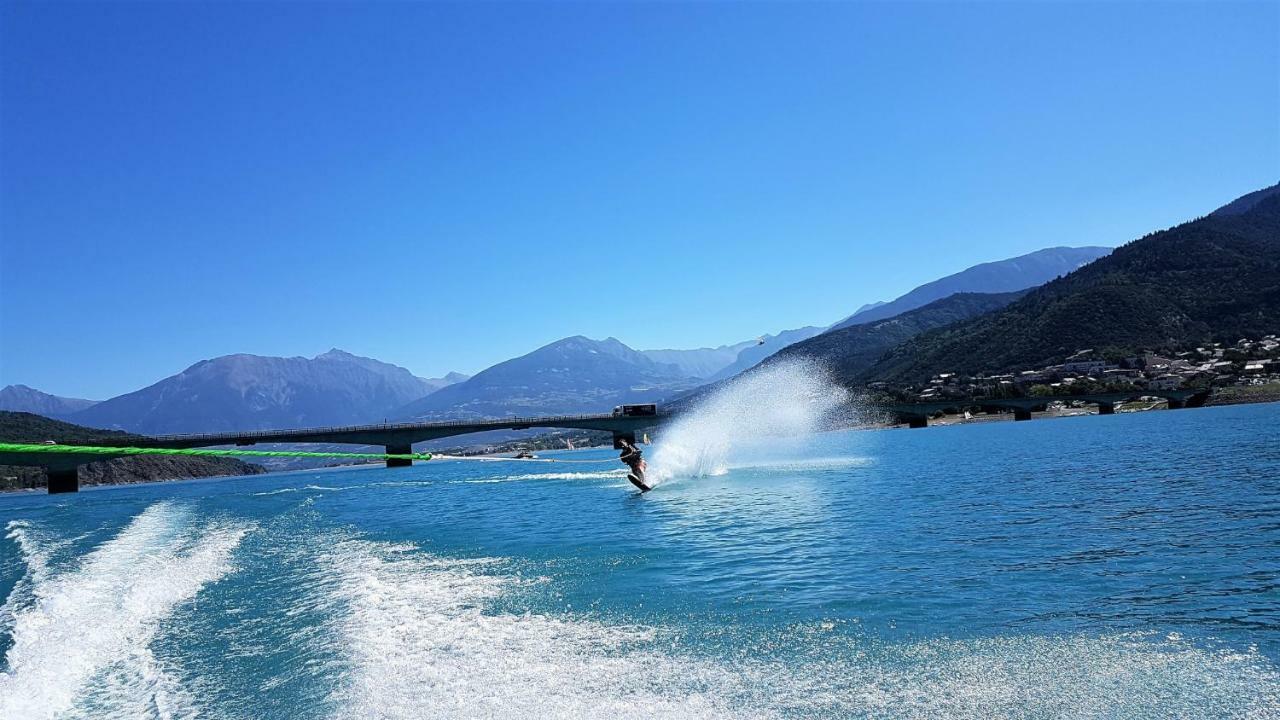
[0, 385, 99, 418]
[398, 336, 699, 419]
[70, 349, 464, 433]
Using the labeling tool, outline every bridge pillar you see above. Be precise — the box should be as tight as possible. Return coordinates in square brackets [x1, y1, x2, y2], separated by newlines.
[1166, 398, 1186, 410]
[907, 416, 928, 429]
[1097, 402, 1116, 415]
[1013, 408, 1033, 422]
[47, 467, 79, 494]
[385, 444, 413, 468]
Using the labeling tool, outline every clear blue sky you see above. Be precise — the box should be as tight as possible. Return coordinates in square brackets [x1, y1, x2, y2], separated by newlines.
[2, 1, 1277, 399]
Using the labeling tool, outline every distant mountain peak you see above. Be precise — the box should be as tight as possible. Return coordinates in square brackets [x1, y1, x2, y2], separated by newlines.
[67, 349, 465, 434]
[395, 334, 697, 420]
[704, 326, 825, 382]
[639, 339, 759, 380]
[0, 384, 101, 418]
[829, 245, 1113, 331]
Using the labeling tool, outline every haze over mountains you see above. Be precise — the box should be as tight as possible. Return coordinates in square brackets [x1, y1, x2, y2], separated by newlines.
[640, 341, 756, 380]
[705, 327, 825, 382]
[11, 181, 1277, 438]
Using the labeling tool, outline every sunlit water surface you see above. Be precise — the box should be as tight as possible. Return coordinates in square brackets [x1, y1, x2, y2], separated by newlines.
[1, 403, 1278, 718]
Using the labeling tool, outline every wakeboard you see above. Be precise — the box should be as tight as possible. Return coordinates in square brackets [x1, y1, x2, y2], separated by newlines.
[628, 472, 652, 493]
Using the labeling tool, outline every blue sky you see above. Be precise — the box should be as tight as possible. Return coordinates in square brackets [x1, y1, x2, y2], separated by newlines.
[2, 1, 1277, 399]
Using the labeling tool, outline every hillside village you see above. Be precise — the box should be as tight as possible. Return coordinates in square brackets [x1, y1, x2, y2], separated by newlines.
[884, 335, 1280, 403]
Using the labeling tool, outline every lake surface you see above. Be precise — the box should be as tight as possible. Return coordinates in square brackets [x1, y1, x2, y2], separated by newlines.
[1, 402, 1278, 718]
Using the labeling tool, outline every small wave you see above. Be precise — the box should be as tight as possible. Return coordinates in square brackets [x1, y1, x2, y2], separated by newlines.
[314, 538, 760, 719]
[0, 502, 252, 719]
[729, 456, 873, 472]
[458, 470, 627, 484]
[0, 521, 60, 640]
[307, 538, 1280, 719]
[251, 484, 359, 496]
[507, 470, 627, 481]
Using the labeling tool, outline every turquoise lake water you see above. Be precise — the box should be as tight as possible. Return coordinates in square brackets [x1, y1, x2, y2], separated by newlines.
[0, 402, 1278, 718]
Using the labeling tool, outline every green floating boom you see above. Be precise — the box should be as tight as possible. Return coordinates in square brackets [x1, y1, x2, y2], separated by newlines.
[0, 442, 431, 462]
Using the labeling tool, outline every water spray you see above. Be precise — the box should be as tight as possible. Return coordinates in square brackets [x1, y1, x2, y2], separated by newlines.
[646, 358, 857, 485]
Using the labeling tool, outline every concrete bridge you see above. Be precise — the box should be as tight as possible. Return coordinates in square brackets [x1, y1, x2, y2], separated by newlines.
[13, 412, 668, 494]
[884, 388, 1210, 428]
[5, 389, 1214, 493]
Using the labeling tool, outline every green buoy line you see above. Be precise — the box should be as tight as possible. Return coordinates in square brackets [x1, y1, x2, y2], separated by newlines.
[0, 442, 432, 462]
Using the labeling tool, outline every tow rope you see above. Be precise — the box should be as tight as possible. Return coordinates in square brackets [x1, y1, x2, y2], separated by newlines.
[432, 454, 620, 464]
[0, 443, 432, 462]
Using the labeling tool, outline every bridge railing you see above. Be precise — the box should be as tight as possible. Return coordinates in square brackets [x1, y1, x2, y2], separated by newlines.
[142, 412, 666, 443]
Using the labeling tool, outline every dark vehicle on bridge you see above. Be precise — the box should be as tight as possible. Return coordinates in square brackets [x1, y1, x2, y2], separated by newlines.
[613, 404, 657, 417]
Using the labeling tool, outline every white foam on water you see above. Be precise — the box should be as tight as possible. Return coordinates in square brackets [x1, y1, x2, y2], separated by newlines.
[721, 455, 874, 472]
[0, 520, 60, 641]
[318, 538, 767, 720]
[0, 502, 251, 720]
[506, 469, 626, 482]
[455, 469, 627, 484]
[311, 537, 1280, 719]
[777, 632, 1280, 718]
[647, 358, 856, 486]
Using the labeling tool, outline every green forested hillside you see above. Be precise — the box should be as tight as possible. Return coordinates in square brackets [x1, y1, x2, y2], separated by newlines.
[768, 290, 1029, 384]
[860, 187, 1280, 382]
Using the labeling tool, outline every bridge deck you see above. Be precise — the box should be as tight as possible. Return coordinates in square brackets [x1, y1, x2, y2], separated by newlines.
[98, 411, 670, 450]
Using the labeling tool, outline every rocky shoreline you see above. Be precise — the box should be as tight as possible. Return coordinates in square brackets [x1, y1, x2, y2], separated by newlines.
[0, 411, 266, 492]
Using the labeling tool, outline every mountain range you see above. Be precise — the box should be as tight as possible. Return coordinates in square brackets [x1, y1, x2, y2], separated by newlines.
[0, 385, 100, 418]
[66, 350, 467, 434]
[640, 341, 757, 379]
[705, 327, 825, 382]
[0, 239, 1129, 433]
[13, 180, 1275, 437]
[398, 336, 701, 420]
[852, 183, 1280, 383]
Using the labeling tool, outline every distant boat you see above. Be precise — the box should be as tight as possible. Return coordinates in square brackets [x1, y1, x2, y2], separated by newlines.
[514, 449, 537, 459]
[566, 439, 575, 451]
